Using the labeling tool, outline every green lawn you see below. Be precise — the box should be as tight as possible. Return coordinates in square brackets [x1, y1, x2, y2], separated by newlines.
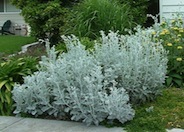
[104, 88, 184, 132]
[0, 35, 36, 54]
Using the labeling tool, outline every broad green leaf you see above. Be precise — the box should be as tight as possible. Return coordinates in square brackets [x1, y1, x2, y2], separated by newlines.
[5, 93, 11, 104]
[0, 62, 6, 66]
[17, 72, 26, 76]
[0, 80, 8, 89]
[166, 77, 172, 86]
[0, 102, 3, 109]
[174, 79, 182, 87]
[5, 83, 13, 91]
[0, 91, 5, 103]
[171, 74, 182, 79]
[17, 62, 25, 66]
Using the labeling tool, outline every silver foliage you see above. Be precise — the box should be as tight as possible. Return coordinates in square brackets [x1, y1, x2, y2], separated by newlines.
[12, 35, 134, 126]
[12, 28, 167, 126]
[94, 28, 168, 103]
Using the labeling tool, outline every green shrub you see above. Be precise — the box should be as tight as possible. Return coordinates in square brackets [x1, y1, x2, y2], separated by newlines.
[11, 0, 74, 45]
[0, 57, 38, 115]
[151, 17, 184, 87]
[65, 0, 134, 39]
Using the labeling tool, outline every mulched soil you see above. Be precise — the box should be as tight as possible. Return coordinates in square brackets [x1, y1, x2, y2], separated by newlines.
[25, 42, 46, 56]
[14, 42, 47, 60]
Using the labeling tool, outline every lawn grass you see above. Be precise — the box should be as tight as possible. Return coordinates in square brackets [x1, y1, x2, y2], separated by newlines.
[123, 88, 184, 132]
[102, 88, 184, 132]
[0, 35, 36, 54]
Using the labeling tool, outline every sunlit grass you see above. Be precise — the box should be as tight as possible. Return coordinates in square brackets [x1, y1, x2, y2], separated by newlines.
[102, 88, 184, 132]
[123, 88, 184, 132]
[0, 35, 36, 54]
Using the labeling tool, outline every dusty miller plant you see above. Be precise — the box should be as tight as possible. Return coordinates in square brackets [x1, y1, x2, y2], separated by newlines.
[12, 36, 134, 126]
[94, 27, 168, 104]
[12, 28, 167, 125]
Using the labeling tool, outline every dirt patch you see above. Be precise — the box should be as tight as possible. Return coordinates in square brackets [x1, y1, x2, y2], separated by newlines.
[13, 42, 47, 60]
[26, 42, 46, 54]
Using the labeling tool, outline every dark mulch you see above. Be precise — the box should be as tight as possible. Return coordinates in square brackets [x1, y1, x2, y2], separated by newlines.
[12, 42, 47, 60]
[23, 42, 46, 57]
[27, 42, 46, 53]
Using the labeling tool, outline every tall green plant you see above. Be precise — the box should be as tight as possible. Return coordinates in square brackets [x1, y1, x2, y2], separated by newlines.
[0, 57, 38, 115]
[65, 0, 134, 39]
[118, 0, 149, 26]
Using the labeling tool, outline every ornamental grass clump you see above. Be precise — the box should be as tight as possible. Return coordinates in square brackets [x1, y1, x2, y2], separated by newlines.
[65, 0, 134, 39]
[12, 29, 167, 126]
[151, 16, 184, 87]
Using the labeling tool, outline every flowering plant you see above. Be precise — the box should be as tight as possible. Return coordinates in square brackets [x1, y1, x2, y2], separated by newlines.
[152, 17, 184, 87]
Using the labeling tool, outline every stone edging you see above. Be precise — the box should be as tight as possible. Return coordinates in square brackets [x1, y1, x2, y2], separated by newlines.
[19, 39, 49, 54]
[19, 42, 39, 54]
[7, 41, 40, 58]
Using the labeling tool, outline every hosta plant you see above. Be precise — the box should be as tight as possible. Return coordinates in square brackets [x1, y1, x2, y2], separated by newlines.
[0, 57, 37, 115]
[12, 29, 167, 126]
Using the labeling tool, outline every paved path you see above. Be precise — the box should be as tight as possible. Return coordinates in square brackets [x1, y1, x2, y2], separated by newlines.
[0, 116, 184, 132]
[0, 116, 124, 132]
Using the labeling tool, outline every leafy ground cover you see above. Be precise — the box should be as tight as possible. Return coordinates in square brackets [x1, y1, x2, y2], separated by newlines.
[105, 88, 184, 132]
[0, 35, 36, 54]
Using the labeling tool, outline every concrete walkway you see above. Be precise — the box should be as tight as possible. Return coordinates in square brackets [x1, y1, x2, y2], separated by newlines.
[0, 116, 184, 132]
[0, 116, 124, 132]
